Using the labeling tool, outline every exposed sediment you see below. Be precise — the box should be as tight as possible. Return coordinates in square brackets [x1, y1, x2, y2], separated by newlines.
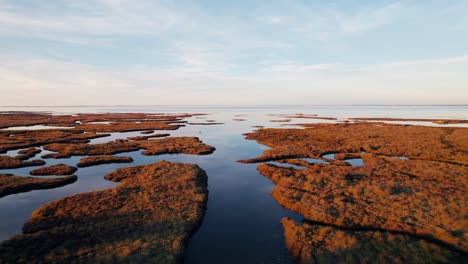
[0, 174, 77, 198]
[240, 122, 468, 261]
[77, 156, 133, 168]
[0, 161, 208, 263]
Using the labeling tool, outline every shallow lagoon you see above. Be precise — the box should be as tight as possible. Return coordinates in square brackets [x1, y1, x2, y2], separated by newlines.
[0, 105, 467, 263]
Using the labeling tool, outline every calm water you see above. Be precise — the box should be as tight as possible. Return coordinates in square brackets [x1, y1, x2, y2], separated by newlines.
[0, 106, 467, 263]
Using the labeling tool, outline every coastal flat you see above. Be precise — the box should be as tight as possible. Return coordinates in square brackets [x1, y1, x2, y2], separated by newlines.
[0, 112, 216, 262]
[76, 156, 134, 168]
[240, 122, 468, 262]
[0, 174, 77, 198]
[0, 161, 208, 263]
[1, 111, 467, 263]
[30, 164, 77, 176]
[0, 155, 45, 169]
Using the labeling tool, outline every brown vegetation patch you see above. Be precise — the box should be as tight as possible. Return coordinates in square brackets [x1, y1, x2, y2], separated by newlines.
[0, 155, 45, 169]
[75, 121, 183, 132]
[17, 147, 41, 158]
[350, 117, 468, 125]
[0, 112, 209, 153]
[187, 122, 224, 125]
[273, 113, 337, 120]
[0, 129, 110, 153]
[282, 218, 466, 264]
[240, 123, 468, 259]
[270, 119, 291, 122]
[77, 156, 133, 168]
[43, 137, 215, 158]
[0, 112, 207, 129]
[239, 123, 467, 165]
[0, 112, 54, 129]
[30, 164, 77, 176]
[43, 140, 140, 158]
[127, 133, 170, 141]
[0, 161, 208, 263]
[0, 174, 77, 198]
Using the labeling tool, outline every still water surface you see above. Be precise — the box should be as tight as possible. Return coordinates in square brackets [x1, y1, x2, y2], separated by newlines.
[0, 106, 466, 263]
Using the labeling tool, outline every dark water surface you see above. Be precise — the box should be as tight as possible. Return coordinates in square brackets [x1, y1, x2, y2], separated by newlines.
[0, 106, 467, 263]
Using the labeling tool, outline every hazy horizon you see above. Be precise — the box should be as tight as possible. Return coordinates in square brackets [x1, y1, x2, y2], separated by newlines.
[1, 1, 467, 105]
[1, 104, 468, 107]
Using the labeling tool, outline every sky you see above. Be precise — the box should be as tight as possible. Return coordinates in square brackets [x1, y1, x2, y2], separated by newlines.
[0, 0, 467, 106]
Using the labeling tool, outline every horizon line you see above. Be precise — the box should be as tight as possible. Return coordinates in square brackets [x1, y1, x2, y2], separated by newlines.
[1, 104, 467, 107]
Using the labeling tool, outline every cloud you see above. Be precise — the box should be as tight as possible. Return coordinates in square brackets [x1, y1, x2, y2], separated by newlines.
[0, 0, 184, 39]
[0, 0, 404, 46]
[375, 55, 468, 67]
[257, 15, 290, 25]
[263, 62, 338, 73]
[335, 2, 401, 34]
[0, 1, 467, 105]
[1, 54, 467, 105]
[257, 2, 402, 40]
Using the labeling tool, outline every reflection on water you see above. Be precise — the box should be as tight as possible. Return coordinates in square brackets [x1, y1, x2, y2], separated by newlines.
[0, 106, 467, 263]
[395, 156, 410, 160]
[301, 158, 330, 165]
[268, 161, 306, 170]
[0, 112, 302, 264]
[322, 153, 335, 159]
[345, 158, 364, 166]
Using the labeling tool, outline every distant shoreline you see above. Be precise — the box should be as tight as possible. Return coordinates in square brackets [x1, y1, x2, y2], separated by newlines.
[1, 104, 467, 107]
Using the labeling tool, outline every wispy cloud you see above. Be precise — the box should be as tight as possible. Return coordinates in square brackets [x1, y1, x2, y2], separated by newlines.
[1, 54, 466, 105]
[0, 1, 467, 105]
[0, 0, 404, 45]
[335, 3, 401, 34]
[263, 62, 338, 74]
[376, 55, 468, 67]
[0, 0, 184, 39]
[257, 2, 402, 40]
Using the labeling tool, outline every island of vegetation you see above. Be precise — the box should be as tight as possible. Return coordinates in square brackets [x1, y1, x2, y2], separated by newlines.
[240, 122, 467, 263]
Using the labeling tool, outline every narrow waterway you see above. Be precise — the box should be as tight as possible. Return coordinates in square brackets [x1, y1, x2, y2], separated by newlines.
[1, 105, 467, 263]
[0, 111, 302, 263]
